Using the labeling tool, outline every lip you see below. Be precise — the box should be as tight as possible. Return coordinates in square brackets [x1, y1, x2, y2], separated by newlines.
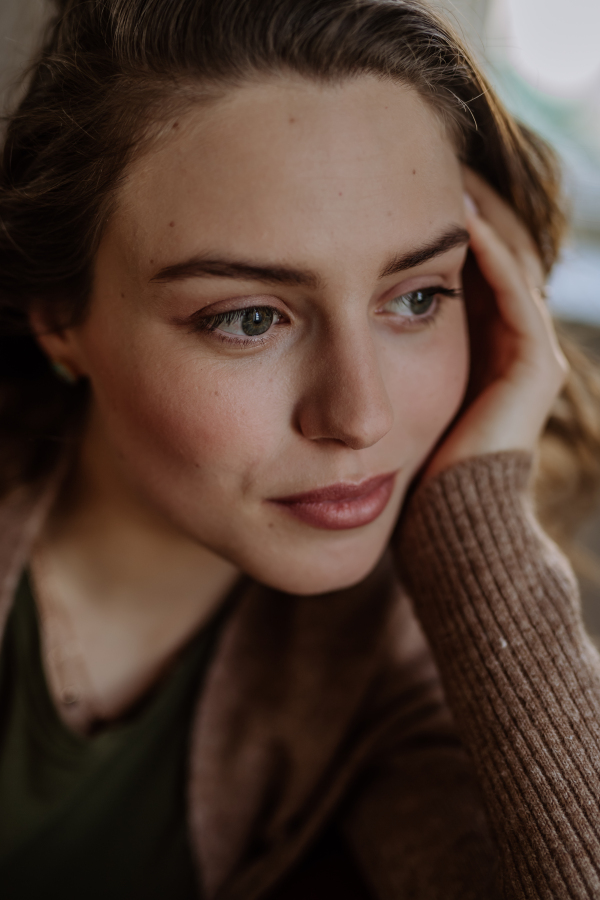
[270, 472, 397, 530]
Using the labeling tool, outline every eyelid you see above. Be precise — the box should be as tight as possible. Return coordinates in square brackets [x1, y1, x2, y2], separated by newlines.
[175, 296, 290, 331]
[376, 273, 457, 307]
[378, 284, 461, 312]
[203, 306, 283, 331]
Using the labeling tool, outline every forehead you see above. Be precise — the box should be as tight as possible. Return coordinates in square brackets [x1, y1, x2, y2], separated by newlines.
[112, 77, 463, 274]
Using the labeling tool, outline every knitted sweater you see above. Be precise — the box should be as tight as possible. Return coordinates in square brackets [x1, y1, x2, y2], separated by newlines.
[395, 451, 600, 898]
[0, 451, 599, 899]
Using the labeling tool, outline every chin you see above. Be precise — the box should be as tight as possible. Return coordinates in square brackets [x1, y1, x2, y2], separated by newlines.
[242, 541, 389, 597]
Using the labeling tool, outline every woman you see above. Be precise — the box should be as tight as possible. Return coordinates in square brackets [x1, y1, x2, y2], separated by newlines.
[1, 0, 600, 897]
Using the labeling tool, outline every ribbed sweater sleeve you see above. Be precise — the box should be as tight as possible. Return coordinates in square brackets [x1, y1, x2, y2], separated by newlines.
[396, 451, 600, 900]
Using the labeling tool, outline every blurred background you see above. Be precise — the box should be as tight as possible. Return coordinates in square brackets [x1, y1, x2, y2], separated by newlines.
[1, 0, 599, 631]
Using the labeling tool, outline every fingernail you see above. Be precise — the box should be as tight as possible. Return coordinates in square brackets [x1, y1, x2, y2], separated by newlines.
[464, 192, 478, 216]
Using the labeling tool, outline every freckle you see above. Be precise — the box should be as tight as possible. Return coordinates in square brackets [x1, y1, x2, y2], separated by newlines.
[412, 169, 416, 175]
[169, 221, 175, 227]
[120, 292, 125, 298]
[213, 391, 219, 396]
[173, 121, 179, 129]
[289, 117, 296, 123]
[150, 259, 154, 264]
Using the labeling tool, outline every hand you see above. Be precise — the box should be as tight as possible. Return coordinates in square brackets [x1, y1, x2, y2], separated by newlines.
[424, 168, 569, 481]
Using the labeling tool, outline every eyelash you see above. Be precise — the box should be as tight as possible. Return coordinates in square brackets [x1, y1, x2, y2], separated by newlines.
[189, 286, 462, 346]
[189, 306, 287, 346]
[383, 286, 462, 328]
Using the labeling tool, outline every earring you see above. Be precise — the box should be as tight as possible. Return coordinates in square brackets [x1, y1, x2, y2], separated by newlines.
[51, 360, 79, 385]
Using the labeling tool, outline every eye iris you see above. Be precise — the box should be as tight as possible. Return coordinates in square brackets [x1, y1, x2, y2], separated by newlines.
[404, 290, 434, 315]
[241, 307, 274, 336]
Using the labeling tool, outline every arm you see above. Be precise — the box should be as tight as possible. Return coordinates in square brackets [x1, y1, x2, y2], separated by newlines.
[397, 450, 600, 899]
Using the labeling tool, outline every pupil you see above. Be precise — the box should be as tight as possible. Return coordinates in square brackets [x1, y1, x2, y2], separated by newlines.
[241, 307, 274, 336]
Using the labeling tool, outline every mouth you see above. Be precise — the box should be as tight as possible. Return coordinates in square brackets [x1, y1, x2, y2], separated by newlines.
[270, 472, 397, 530]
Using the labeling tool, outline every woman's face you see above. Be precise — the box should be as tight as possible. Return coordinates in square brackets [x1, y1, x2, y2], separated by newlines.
[67, 76, 470, 594]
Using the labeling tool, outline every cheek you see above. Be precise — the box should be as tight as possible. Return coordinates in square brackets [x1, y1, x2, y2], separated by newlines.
[82, 326, 284, 482]
[385, 305, 470, 461]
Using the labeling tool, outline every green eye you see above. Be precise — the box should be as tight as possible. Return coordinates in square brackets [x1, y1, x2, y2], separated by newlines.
[389, 289, 436, 316]
[201, 305, 278, 337]
[384, 286, 462, 320]
[239, 307, 274, 335]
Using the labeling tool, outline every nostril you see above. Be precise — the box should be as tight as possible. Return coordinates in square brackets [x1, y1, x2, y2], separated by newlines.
[297, 389, 393, 449]
[295, 334, 394, 448]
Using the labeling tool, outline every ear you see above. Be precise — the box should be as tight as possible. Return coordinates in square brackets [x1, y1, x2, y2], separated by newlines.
[28, 305, 86, 380]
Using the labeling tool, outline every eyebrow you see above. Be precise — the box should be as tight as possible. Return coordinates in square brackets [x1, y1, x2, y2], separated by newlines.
[379, 225, 470, 278]
[150, 224, 470, 288]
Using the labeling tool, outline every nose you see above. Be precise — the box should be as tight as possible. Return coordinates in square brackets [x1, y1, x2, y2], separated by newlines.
[296, 325, 394, 450]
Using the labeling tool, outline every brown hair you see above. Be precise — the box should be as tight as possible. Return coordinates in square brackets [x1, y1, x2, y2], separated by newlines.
[1, 0, 599, 542]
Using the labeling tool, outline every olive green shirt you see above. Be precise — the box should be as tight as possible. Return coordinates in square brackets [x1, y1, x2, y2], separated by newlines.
[0, 570, 231, 900]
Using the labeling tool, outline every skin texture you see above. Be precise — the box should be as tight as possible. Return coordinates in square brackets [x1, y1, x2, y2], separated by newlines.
[33, 77, 566, 705]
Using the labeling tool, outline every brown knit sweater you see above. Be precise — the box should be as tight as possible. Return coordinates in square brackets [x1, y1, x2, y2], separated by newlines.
[396, 451, 600, 898]
[0, 450, 599, 899]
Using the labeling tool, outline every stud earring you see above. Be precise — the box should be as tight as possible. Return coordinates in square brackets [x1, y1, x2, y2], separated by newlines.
[51, 360, 79, 385]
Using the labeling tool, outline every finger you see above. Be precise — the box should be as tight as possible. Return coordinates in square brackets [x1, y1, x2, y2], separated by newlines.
[463, 167, 545, 290]
[465, 204, 564, 372]
[463, 167, 535, 256]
